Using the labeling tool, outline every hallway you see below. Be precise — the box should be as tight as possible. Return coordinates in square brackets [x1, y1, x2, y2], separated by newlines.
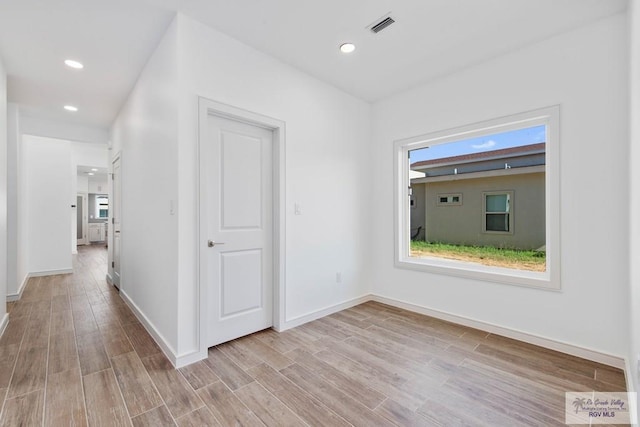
[0, 244, 174, 425]
[0, 245, 629, 426]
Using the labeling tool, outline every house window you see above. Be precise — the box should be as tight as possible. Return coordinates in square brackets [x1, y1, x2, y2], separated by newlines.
[437, 193, 462, 206]
[483, 191, 512, 233]
[393, 106, 560, 290]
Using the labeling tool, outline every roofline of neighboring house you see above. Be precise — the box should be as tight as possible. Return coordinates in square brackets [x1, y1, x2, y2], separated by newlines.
[410, 164, 545, 184]
[411, 142, 545, 170]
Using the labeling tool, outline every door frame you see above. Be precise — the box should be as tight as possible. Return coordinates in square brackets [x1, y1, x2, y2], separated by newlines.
[77, 192, 88, 246]
[198, 97, 286, 358]
[108, 151, 122, 290]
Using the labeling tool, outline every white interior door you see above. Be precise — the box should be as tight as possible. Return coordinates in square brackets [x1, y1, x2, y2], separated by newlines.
[203, 114, 273, 347]
[112, 154, 122, 289]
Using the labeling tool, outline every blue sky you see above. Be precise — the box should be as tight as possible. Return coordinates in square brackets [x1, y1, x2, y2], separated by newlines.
[410, 124, 546, 164]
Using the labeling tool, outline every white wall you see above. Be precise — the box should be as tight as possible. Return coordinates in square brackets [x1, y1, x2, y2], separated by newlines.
[88, 176, 108, 194]
[21, 114, 109, 145]
[0, 56, 7, 324]
[16, 113, 27, 296]
[72, 142, 109, 168]
[77, 175, 89, 193]
[371, 14, 629, 359]
[6, 104, 19, 297]
[23, 135, 72, 274]
[628, 0, 640, 403]
[175, 15, 372, 357]
[110, 14, 372, 361]
[110, 19, 180, 352]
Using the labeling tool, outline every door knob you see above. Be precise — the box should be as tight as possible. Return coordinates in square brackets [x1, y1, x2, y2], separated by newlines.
[208, 240, 225, 248]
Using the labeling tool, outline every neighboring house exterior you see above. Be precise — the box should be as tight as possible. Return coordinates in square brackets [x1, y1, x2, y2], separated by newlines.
[410, 143, 545, 250]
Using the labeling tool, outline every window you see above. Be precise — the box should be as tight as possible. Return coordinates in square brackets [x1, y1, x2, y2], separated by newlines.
[394, 106, 560, 290]
[483, 191, 512, 233]
[96, 195, 109, 219]
[437, 193, 462, 206]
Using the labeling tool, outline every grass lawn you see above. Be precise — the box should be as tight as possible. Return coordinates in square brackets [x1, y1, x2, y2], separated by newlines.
[410, 240, 546, 272]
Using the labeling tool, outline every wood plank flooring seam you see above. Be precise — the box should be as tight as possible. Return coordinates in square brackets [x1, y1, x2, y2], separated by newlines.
[40, 299, 53, 427]
[232, 376, 312, 427]
[173, 362, 213, 423]
[98, 330, 136, 426]
[370, 396, 389, 412]
[105, 310, 170, 425]
[128, 403, 168, 422]
[145, 356, 190, 425]
[224, 385, 270, 427]
[0, 336, 22, 422]
[78, 349, 90, 427]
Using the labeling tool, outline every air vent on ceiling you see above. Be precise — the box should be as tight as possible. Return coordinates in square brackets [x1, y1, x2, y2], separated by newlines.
[369, 15, 395, 34]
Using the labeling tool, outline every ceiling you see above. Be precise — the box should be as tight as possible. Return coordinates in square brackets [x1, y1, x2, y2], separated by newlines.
[0, 0, 628, 132]
[77, 165, 108, 187]
[77, 165, 108, 176]
[0, 0, 174, 129]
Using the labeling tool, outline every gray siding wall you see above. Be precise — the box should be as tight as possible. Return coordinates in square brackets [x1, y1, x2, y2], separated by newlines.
[410, 187, 427, 240]
[420, 172, 544, 250]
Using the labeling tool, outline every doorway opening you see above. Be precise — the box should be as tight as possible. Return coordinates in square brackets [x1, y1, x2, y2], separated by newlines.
[76, 165, 109, 250]
[198, 98, 286, 360]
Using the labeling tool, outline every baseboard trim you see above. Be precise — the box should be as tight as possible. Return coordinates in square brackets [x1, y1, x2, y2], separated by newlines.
[7, 273, 29, 302]
[175, 350, 208, 369]
[371, 294, 626, 369]
[624, 357, 639, 425]
[29, 268, 73, 277]
[120, 290, 179, 367]
[111, 290, 628, 373]
[0, 314, 9, 338]
[278, 294, 371, 332]
[104, 274, 121, 292]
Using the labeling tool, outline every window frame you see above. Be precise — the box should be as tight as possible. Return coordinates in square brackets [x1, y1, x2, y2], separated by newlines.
[482, 191, 513, 234]
[436, 193, 463, 206]
[393, 106, 560, 290]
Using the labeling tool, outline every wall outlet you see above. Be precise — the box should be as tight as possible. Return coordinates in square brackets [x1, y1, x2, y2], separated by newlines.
[336, 272, 342, 283]
[294, 203, 302, 215]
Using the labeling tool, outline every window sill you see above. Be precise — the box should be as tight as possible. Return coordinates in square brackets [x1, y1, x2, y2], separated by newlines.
[396, 255, 560, 291]
[481, 230, 514, 235]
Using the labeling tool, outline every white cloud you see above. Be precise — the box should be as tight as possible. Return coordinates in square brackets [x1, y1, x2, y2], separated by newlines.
[471, 140, 497, 149]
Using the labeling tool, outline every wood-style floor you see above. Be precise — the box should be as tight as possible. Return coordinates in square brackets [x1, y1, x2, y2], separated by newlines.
[0, 245, 628, 426]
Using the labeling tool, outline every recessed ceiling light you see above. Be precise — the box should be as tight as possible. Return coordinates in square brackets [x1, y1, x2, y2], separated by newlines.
[64, 105, 78, 112]
[340, 43, 356, 54]
[91, 168, 98, 172]
[64, 59, 84, 69]
[88, 172, 95, 176]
